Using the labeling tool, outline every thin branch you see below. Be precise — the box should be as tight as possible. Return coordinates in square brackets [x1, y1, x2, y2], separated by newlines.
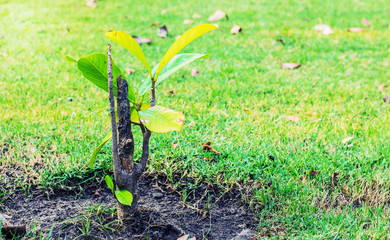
[150, 80, 156, 107]
[135, 76, 155, 177]
[107, 44, 121, 173]
[135, 128, 151, 177]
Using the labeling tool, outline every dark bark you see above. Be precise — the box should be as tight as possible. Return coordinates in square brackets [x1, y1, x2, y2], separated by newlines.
[117, 75, 134, 173]
[116, 75, 138, 218]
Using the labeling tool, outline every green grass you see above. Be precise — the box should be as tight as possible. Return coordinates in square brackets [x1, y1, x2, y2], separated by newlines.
[1, 0, 390, 238]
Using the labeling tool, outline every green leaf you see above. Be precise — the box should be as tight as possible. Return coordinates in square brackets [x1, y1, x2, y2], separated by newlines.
[65, 55, 77, 63]
[138, 53, 209, 96]
[115, 190, 133, 206]
[105, 30, 152, 77]
[138, 105, 185, 133]
[105, 175, 114, 192]
[77, 53, 136, 102]
[89, 132, 112, 169]
[155, 24, 218, 80]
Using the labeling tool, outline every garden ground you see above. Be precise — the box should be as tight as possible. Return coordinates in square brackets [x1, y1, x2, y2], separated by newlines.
[1, 0, 390, 239]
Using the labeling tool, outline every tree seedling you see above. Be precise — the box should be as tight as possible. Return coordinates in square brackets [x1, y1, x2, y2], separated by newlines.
[67, 24, 218, 218]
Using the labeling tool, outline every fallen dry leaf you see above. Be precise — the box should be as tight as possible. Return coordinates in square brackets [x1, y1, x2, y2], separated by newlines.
[230, 25, 242, 34]
[161, 9, 167, 14]
[342, 137, 353, 144]
[202, 157, 214, 161]
[151, 22, 160, 27]
[331, 172, 339, 186]
[172, 141, 179, 149]
[125, 68, 135, 75]
[86, 0, 97, 8]
[193, 13, 201, 19]
[348, 27, 365, 32]
[282, 63, 301, 69]
[208, 10, 227, 21]
[313, 24, 333, 35]
[362, 18, 371, 27]
[191, 68, 199, 76]
[183, 19, 193, 25]
[157, 25, 168, 38]
[309, 170, 320, 176]
[379, 84, 386, 91]
[132, 36, 152, 44]
[177, 235, 189, 240]
[383, 95, 390, 102]
[285, 114, 299, 122]
[300, 176, 307, 185]
[276, 38, 285, 45]
[93, 190, 100, 197]
[202, 142, 221, 155]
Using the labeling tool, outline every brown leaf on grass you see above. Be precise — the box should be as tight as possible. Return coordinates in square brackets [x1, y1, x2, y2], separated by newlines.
[362, 18, 371, 27]
[192, 13, 201, 19]
[310, 170, 320, 176]
[331, 172, 339, 186]
[125, 68, 135, 75]
[191, 68, 199, 76]
[383, 95, 390, 102]
[208, 10, 227, 21]
[342, 137, 353, 144]
[86, 0, 97, 8]
[230, 25, 242, 34]
[282, 63, 301, 69]
[171, 141, 179, 149]
[202, 142, 221, 154]
[348, 27, 365, 32]
[285, 114, 299, 122]
[132, 36, 152, 44]
[157, 25, 168, 38]
[151, 22, 160, 27]
[379, 84, 387, 91]
[183, 19, 193, 25]
[276, 38, 285, 45]
[202, 157, 214, 161]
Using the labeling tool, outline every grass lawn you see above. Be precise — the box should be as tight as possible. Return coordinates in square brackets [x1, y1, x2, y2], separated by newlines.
[1, 0, 390, 238]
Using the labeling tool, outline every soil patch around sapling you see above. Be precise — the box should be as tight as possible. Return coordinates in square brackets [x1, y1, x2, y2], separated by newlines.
[1, 173, 255, 240]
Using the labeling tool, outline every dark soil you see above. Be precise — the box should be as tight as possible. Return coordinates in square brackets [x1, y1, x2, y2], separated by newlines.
[1, 174, 255, 240]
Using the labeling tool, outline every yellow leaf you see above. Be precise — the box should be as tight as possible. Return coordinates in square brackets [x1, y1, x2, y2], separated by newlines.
[130, 104, 150, 124]
[138, 106, 185, 133]
[105, 30, 152, 76]
[155, 24, 218, 80]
